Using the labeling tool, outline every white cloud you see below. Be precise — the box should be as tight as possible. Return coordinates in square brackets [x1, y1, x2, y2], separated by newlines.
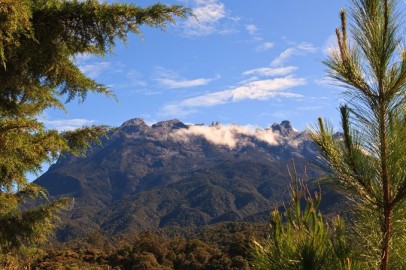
[297, 42, 318, 53]
[181, 90, 231, 107]
[172, 124, 281, 149]
[271, 48, 296, 67]
[153, 67, 214, 89]
[43, 119, 95, 131]
[161, 104, 197, 117]
[161, 76, 306, 116]
[74, 53, 124, 80]
[271, 42, 318, 66]
[78, 61, 111, 79]
[231, 77, 305, 101]
[245, 24, 258, 36]
[243, 66, 297, 77]
[127, 89, 162, 96]
[194, 0, 225, 23]
[74, 53, 93, 62]
[243, 24, 274, 52]
[182, 0, 227, 36]
[256, 42, 274, 52]
[158, 78, 213, 89]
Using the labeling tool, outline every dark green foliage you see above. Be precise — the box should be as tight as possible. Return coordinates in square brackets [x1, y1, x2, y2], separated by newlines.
[0, 0, 190, 265]
[32, 223, 263, 269]
[312, 0, 406, 268]
[251, 161, 361, 270]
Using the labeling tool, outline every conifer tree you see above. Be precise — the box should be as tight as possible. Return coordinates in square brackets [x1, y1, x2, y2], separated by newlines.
[0, 0, 190, 263]
[311, 0, 406, 269]
[251, 161, 360, 270]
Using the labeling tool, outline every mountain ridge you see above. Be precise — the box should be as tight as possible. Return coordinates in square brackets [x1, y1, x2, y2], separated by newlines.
[36, 118, 340, 241]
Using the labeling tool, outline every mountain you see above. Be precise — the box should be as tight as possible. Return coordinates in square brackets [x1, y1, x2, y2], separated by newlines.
[36, 118, 341, 241]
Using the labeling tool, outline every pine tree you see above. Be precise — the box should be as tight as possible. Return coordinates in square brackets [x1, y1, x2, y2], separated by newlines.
[0, 0, 190, 264]
[311, 0, 406, 269]
[251, 161, 360, 270]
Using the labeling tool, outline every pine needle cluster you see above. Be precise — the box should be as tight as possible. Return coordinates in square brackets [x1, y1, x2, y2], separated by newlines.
[311, 0, 406, 269]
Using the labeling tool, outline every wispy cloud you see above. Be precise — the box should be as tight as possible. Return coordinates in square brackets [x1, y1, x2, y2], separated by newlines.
[43, 119, 96, 131]
[271, 48, 296, 67]
[125, 69, 147, 87]
[158, 78, 213, 89]
[245, 24, 258, 36]
[157, 39, 317, 118]
[79, 62, 111, 79]
[182, 0, 226, 36]
[243, 66, 298, 77]
[160, 104, 197, 117]
[74, 53, 121, 79]
[244, 24, 274, 52]
[153, 67, 214, 89]
[256, 42, 274, 52]
[271, 42, 318, 66]
[228, 77, 305, 101]
[161, 76, 306, 116]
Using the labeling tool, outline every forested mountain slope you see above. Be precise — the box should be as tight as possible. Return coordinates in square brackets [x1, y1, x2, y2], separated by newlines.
[36, 119, 343, 241]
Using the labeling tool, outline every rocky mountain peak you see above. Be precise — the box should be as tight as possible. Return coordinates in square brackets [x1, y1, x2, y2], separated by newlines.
[151, 119, 188, 130]
[121, 118, 147, 127]
[271, 120, 295, 136]
[120, 118, 150, 133]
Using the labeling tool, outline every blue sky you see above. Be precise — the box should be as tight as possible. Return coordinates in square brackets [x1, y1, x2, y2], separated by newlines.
[44, 0, 355, 132]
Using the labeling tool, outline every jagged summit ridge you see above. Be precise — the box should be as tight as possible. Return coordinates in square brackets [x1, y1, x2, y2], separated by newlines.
[118, 118, 303, 149]
[271, 120, 296, 136]
[121, 118, 297, 131]
[151, 119, 188, 130]
[120, 118, 189, 132]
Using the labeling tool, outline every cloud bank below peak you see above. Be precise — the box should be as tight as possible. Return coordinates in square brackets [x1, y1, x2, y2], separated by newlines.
[170, 122, 303, 149]
[171, 123, 281, 149]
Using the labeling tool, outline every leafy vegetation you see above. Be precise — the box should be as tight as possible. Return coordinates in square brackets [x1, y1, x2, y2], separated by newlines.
[0, 0, 190, 265]
[251, 161, 361, 270]
[32, 223, 266, 269]
[311, 0, 406, 269]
